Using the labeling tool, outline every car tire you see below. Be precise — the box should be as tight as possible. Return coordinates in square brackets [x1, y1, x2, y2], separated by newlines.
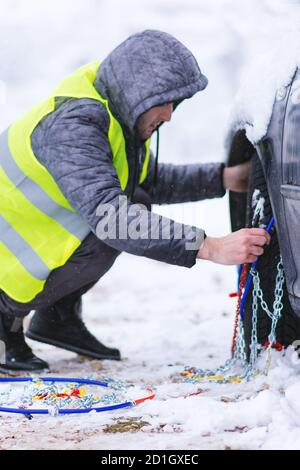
[242, 152, 300, 353]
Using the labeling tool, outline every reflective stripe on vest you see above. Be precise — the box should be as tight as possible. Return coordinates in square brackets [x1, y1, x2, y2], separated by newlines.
[0, 129, 88, 240]
[0, 123, 90, 302]
[0, 61, 151, 302]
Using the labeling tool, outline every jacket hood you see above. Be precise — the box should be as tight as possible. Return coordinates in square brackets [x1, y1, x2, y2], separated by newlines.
[94, 29, 208, 133]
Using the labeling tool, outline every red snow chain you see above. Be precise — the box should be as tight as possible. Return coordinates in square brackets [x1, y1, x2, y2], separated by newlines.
[264, 341, 284, 352]
[228, 264, 284, 355]
[229, 264, 248, 355]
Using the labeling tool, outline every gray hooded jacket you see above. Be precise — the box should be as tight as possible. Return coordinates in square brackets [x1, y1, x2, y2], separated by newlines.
[31, 30, 225, 268]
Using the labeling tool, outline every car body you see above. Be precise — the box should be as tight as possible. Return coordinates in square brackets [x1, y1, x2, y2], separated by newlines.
[226, 67, 300, 318]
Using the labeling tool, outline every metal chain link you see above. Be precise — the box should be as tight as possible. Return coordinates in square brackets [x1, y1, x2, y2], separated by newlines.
[251, 257, 284, 345]
[184, 254, 285, 384]
[184, 189, 285, 384]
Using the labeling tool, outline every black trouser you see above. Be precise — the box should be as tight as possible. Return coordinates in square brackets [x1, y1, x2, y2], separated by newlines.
[0, 188, 151, 318]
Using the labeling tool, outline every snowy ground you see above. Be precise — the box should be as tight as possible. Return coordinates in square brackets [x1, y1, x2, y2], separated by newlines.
[1, 0, 300, 451]
[2, 257, 300, 451]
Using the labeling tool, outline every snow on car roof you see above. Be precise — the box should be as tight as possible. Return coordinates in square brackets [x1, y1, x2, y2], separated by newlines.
[226, 31, 300, 148]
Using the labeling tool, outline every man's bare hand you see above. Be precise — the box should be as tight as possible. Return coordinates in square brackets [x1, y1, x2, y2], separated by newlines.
[223, 161, 251, 193]
[197, 228, 271, 265]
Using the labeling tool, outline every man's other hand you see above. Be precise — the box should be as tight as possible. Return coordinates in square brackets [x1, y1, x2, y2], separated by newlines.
[197, 228, 271, 265]
[223, 161, 251, 193]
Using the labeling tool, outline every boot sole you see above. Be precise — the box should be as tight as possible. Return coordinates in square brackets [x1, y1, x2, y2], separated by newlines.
[25, 331, 121, 361]
[0, 363, 49, 374]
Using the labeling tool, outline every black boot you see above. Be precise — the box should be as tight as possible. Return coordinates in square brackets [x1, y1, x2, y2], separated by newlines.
[0, 314, 49, 372]
[26, 297, 121, 361]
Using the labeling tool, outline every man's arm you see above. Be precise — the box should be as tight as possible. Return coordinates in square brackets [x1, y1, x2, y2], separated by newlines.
[141, 152, 226, 204]
[32, 99, 270, 268]
[141, 152, 251, 204]
[31, 98, 204, 268]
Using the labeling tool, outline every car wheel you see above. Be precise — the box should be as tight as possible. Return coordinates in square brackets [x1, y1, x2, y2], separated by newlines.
[242, 152, 300, 353]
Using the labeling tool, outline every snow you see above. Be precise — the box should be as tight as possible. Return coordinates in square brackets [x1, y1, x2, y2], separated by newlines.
[252, 189, 266, 227]
[226, 32, 300, 146]
[1, 0, 300, 451]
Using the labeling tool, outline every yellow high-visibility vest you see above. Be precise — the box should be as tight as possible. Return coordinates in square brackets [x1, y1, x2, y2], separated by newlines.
[0, 61, 151, 302]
